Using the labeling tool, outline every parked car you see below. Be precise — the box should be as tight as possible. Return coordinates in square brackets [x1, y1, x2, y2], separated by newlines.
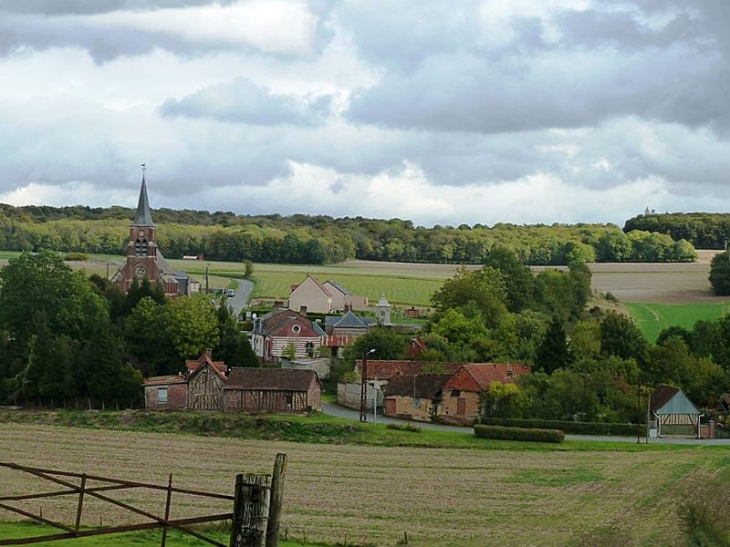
[227, 289, 235, 297]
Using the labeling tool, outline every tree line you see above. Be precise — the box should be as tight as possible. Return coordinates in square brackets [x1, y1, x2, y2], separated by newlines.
[0, 204, 697, 265]
[624, 211, 730, 249]
[338, 247, 729, 424]
[0, 251, 257, 407]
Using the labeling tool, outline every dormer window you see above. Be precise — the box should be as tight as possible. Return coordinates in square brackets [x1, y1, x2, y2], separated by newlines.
[292, 324, 301, 334]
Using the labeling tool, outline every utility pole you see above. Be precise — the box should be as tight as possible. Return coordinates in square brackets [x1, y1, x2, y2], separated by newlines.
[205, 264, 209, 295]
[359, 349, 375, 422]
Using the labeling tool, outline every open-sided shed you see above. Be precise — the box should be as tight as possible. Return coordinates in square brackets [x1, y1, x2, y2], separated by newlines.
[649, 385, 701, 438]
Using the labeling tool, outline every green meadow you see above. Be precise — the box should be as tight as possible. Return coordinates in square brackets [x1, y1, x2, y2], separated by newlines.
[624, 301, 730, 342]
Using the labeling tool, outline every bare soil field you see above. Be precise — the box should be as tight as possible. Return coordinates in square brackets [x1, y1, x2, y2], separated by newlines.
[1, 423, 728, 547]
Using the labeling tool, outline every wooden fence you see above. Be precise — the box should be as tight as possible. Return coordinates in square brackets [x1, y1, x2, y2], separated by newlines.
[0, 454, 287, 547]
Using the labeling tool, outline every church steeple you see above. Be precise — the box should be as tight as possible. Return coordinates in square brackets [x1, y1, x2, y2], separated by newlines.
[133, 163, 155, 226]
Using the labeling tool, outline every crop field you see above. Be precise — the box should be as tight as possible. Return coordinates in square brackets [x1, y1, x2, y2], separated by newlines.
[1, 423, 729, 547]
[624, 301, 730, 342]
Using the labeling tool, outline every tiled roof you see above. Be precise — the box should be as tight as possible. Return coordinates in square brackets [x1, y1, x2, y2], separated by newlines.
[224, 367, 319, 391]
[384, 374, 452, 398]
[144, 374, 187, 386]
[356, 360, 462, 381]
[186, 354, 228, 377]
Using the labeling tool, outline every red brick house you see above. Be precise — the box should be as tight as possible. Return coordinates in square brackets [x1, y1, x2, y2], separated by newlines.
[250, 308, 326, 362]
[223, 367, 321, 412]
[144, 374, 188, 410]
[383, 374, 452, 422]
[441, 363, 531, 423]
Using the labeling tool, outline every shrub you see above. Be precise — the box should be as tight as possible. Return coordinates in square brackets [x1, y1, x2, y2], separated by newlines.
[478, 417, 637, 436]
[63, 252, 88, 261]
[474, 424, 564, 443]
[385, 423, 421, 433]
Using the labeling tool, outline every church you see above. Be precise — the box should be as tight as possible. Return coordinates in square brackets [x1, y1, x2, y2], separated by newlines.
[112, 168, 191, 297]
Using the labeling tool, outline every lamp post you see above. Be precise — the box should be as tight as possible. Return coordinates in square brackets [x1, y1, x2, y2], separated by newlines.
[360, 348, 375, 422]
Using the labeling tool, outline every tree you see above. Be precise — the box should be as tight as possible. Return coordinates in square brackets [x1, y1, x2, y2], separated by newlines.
[431, 266, 508, 328]
[165, 295, 220, 361]
[482, 246, 535, 313]
[600, 311, 647, 363]
[535, 317, 572, 374]
[481, 381, 529, 419]
[214, 303, 258, 367]
[709, 251, 730, 295]
[123, 297, 177, 376]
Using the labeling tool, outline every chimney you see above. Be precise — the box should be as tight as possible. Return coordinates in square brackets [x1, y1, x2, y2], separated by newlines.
[206, 348, 213, 358]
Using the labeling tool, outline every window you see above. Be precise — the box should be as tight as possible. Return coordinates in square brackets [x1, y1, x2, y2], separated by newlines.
[305, 341, 314, 357]
[157, 387, 168, 403]
[412, 398, 421, 409]
[292, 324, 301, 334]
[451, 390, 461, 397]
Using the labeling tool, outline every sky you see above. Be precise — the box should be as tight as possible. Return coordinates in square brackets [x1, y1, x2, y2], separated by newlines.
[1, 0, 730, 228]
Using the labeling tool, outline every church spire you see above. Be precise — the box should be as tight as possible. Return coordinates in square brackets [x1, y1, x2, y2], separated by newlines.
[133, 163, 155, 226]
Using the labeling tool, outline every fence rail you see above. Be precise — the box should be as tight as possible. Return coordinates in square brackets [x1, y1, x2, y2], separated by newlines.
[0, 462, 234, 546]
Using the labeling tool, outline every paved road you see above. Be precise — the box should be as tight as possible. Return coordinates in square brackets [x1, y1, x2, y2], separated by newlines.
[322, 403, 730, 445]
[228, 278, 254, 316]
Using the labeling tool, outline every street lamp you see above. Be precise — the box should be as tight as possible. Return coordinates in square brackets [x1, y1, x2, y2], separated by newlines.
[359, 348, 376, 422]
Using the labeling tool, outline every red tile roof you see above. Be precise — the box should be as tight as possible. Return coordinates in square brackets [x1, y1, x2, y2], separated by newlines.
[444, 363, 531, 392]
[224, 367, 319, 392]
[356, 360, 463, 381]
[186, 354, 227, 376]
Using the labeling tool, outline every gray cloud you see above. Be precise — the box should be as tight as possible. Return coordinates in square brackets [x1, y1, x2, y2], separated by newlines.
[160, 78, 333, 126]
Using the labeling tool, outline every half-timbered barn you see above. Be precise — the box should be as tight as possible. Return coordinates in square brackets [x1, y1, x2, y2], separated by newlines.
[186, 357, 227, 410]
[223, 368, 321, 413]
[649, 385, 701, 438]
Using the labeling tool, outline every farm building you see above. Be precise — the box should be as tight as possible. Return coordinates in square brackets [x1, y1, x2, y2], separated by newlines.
[440, 363, 531, 423]
[250, 308, 326, 362]
[383, 374, 453, 422]
[223, 367, 321, 413]
[186, 355, 227, 410]
[144, 351, 228, 411]
[649, 385, 702, 438]
[144, 374, 188, 410]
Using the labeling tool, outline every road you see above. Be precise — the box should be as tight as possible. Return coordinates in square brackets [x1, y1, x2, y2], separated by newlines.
[322, 402, 730, 445]
[227, 278, 254, 316]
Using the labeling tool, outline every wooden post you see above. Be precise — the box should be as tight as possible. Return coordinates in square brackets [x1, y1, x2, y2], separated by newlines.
[266, 453, 287, 547]
[230, 473, 271, 547]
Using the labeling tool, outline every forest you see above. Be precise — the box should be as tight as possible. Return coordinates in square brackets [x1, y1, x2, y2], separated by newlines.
[624, 211, 730, 249]
[0, 203, 697, 265]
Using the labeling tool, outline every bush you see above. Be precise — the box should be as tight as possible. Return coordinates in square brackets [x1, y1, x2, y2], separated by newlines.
[474, 424, 564, 443]
[478, 417, 638, 436]
[63, 252, 88, 261]
[385, 423, 421, 433]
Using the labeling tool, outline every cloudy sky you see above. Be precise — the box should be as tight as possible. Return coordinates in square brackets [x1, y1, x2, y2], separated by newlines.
[1, 0, 729, 227]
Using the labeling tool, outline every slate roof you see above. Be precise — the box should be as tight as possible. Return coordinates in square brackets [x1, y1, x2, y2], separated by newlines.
[144, 374, 187, 386]
[650, 385, 700, 415]
[325, 280, 351, 296]
[328, 311, 371, 329]
[384, 374, 452, 398]
[224, 367, 319, 392]
[133, 174, 155, 226]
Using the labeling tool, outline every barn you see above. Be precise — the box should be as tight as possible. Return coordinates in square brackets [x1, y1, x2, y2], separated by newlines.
[649, 385, 702, 438]
[223, 368, 321, 413]
[186, 357, 227, 411]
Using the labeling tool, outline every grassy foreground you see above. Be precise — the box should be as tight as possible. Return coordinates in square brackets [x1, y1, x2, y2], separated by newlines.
[0, 521, 327, 547]
[1, 419, 729, 547]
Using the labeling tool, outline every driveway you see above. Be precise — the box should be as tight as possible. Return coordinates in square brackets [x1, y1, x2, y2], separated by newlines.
[228, 278, 254, 316]
[321, 403, 730, 445]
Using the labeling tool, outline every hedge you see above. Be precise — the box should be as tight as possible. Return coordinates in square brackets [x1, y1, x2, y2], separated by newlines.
[478, 417, 638, 436]
[474, 424, 565, 443]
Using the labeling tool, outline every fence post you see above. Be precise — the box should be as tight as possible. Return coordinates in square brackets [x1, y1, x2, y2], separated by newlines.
[230, 473, 271, 547]
[266, 453, 287, 547]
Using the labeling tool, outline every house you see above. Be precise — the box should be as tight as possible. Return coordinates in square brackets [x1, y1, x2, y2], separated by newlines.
[287, 275, 369, 314]
[250, 308, 326, 362]
[649, 385, 702, 438]
[440, 363, 531, 423]
[144, 374, 188, 410]
[112, 168, 191, 297]
[288, 275, 333, 314]
[407, 337, 428, 359]
[321, 311, 374, 356]
[223, 367, 321, 412]
[383, 374, 452, 422]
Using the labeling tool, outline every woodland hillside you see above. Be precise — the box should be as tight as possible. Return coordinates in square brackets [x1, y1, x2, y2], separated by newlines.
[0, 204, 697, 265]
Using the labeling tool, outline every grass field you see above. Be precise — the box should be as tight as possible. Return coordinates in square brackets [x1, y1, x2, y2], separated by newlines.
[1, 422, 729, 547]
[624, 301, 730, 342]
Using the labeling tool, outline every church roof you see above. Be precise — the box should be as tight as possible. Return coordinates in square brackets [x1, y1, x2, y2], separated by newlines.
[133, 174, 155, 226]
